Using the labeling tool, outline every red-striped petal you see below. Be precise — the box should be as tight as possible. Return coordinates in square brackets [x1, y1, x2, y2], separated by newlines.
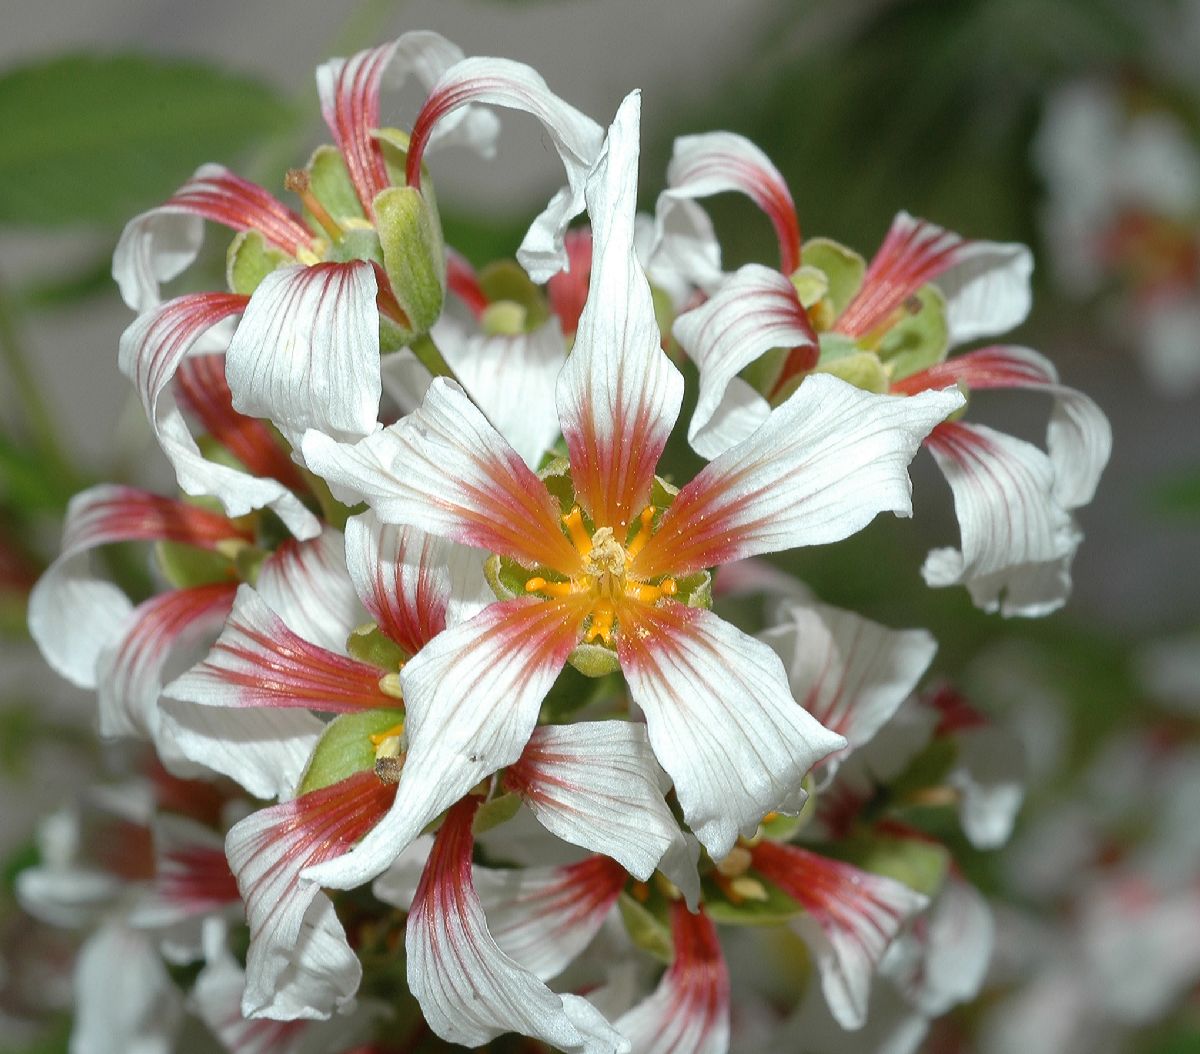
[546, 227, 593, 338]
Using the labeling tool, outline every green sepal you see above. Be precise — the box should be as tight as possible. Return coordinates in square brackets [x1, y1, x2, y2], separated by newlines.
[829, 835, 950, 898]
[375, 185, 445, 341]
[306, 144, 365, 225]
[650, 284, 675, 344]
[538, 455, 576, 513]
[233, 545, 267, 587]
[876, 284, 949, 380]
[789, 264, 829, 310]
[484, 553, 536, 602]
[617, 892, 673, 964]
[472, 793, 521, 835]
[329, 227, 383, 268]
[155, 540, 234, 589]
[567, 640, 620, 678]
[801, 237, 866, 317]
[346, 623, 408, 672]
[676, 569, 712, 610]
[481, 300, 528, 337]
[649, 474, 680, 511]
[739, 345, 788, 399]
[226, 228, 289, 297]
[703, 876, 806, 926]
[815, 350, 889, 394]
[295, 708, 403, 796]
[478, 260, 550, 331]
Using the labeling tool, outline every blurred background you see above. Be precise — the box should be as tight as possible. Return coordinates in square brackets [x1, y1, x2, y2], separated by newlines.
[1, 1, 1198, 1051]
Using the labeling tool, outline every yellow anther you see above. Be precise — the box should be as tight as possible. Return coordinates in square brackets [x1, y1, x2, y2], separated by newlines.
[585, 601, 616, 644]
[625, 505, 657, 559]
[584, 528, 625, 577]
[729, 876, 769, 903]
[214, 537, 253, 561]
[715, 845, 753, 878]
[562, 507, 592, 556]
[377, 673, 404, 699]
[369, 722, 405, 749]
[285, 168, 344, 242]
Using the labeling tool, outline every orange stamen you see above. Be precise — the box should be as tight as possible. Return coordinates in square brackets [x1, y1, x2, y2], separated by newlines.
[585, 601, 616, 644]
[368, 723, 405, 748]
[562, 507, 592, 556]
[625, 505, 656, 559]
[525, 577, 577, 599]
[624, 577, 676, 605]
[285, 169, 343, 242]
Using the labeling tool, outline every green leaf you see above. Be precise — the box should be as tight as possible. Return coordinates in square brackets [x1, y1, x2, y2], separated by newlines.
[296, 708, 402, 796]
[0, 54, 292, 228]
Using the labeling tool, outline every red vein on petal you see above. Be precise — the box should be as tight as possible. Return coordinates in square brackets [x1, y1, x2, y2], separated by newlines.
[891, 345, 1055, 396]
[64, 486, 252, 554]
[546, 227, 593, 338]
[169, 167, 313, 256]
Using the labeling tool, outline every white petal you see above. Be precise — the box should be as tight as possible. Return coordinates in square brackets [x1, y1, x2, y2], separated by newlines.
[71, 922, 182, 1054]
[614, 903, 730, 1054]
[921, 421, 1082, 617]
[157, 696, 324, 801]
[303, 597, 584, 890]
[617, 602, 845, 859]
[472, 857, 627, 981]
[949, 725, 1025, 849]
[302, 377, 581, 571]
[557, 92, 684, 531]
[674, 263, 815, 459]
[225, 262, 381, 447]
[659, 130, 800, 273]
[936, 237, 1034, 345]
[435, 315, 567, 469]
[631, 376, 962, 579]
[506, 722, 684, 880]
[117, 297, 320, 539]
[255, 528, 363, 653]
[759, 600, 936, 769]
[409, 56, 604, 282]
[406, 799, 628, 1052]
[127, 814, 239, 932]
[641, 196, 724, 306]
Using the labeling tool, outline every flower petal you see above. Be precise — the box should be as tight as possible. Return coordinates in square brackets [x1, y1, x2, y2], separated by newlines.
[302, 377, 582, 572]
[472, 856, 628, 981]
[557, 92, 684, 531]
[895, 345, 1111, 511]
[157, 697, 325, 802]
[920, 420, 1083, 617]
[759, 600, 936, 770]
[407, 57, 605, 282]
[948, 724, 1026, 850]
[167, 584, 395, 714]
[95, 582, 237, 745]
[641, 195, 724, 307]
[751, 840, 928, 1030]
[303, 596, 586, 891]
[225, 261, 381, 447]
[255, 529, 364, 654]
[674, 263, 817, 459]
[127, 814, 240, 931]
[661, 130, 800, 274]
[616, 602, 845, 859]
[28, 485, 248, 687]
[505, 722, 684, 881]
[113, 163, 312, 311]
[226, 771, 397, 1019]
[632, 376, 962, 579]
[406, 797, 628, 1052]
[614, 902, 730, 1054]
[118, 294, 321, 539]
[315, 32, 498, 213]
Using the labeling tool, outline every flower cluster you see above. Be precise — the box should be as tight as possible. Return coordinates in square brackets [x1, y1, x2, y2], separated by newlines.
[23, 31, 1109, 1054]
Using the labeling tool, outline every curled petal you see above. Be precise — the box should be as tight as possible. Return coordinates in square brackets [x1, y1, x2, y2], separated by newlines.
[473, 856, 628, 981]
[895, 345, 1111, 511]
[760, 600, 936, 769]
[751, 840, 927, 1029]
[303, 378, 582, 572]
[505, 722, 684, 881]
[632, 376, 962, 579]
[616, 602, 845, 859]
[225, 262, 381, 447]
[662, 130, 799, 274]
[167, 585, 396, 714]
[29, 485, 248, 687]
[96, 582, 237, 745]
[406, 797, 628, 1052]
[227, 771, 396, 1019]
[407, 56, 605, 282]
[304, 597, 586, 891]
[615, 902, 730, 1054]
[118, 294, 320, 539]
[921, 421, 1082, 617]
[113, 163, 312, 311]
[641, 195, 724, 307]
[558, 92, 684, 531]
[674, 263, 817, 459]
[316, 31, 498, 213]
